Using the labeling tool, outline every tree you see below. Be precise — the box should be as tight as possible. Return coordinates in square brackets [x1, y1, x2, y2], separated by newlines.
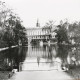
[0, 1, 27, 47]
[42, 20, 56, 40]
[43, 20, 55, 33]
[68, 21, 80, 43]
[13, 20, 27, 45]
[56, 23, 69, 43]
[3, 14, 16, 47]
[0, 1, 13, 47]
[3, 28, 15, 47]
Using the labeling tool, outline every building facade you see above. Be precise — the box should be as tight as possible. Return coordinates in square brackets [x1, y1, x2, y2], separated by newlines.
[26, 21, 56, 44]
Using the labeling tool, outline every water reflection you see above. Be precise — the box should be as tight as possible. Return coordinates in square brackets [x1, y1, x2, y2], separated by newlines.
[21, 45, 59, 71]
[0, 44, 80, 71]
[0, 47, 28, 71]
[57, 44, 70, 70]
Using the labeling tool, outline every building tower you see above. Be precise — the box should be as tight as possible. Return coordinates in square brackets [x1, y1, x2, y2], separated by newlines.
[36, 19, 40, 27]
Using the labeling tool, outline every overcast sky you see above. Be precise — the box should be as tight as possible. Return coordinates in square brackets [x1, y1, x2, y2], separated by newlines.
[1, 0, 80, 28]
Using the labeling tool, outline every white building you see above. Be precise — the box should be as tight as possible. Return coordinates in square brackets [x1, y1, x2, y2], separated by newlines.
[26, 20, 57, 44]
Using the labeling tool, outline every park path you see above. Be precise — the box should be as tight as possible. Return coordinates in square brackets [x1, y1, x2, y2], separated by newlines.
[9, 70, 74, 80]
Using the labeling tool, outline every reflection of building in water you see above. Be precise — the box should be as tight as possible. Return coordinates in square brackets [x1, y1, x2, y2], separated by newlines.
[0, 47, 27, 71]
[26, 20, 56, 44]
[27, 46, 46, 57]
[27, 45, 57, 61]
[37, 57, 40, 67]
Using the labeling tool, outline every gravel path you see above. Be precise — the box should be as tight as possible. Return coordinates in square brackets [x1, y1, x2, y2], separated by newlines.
[10, 70, 74, 80]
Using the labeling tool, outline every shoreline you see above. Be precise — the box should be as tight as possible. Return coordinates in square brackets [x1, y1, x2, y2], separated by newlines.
[0, 45, 18, 52]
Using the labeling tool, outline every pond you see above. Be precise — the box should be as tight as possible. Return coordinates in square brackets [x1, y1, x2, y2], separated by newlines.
[0, 44, 80, 71]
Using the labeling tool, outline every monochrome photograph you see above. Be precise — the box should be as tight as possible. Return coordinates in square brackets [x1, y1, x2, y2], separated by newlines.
[0, 0, 80, 80]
